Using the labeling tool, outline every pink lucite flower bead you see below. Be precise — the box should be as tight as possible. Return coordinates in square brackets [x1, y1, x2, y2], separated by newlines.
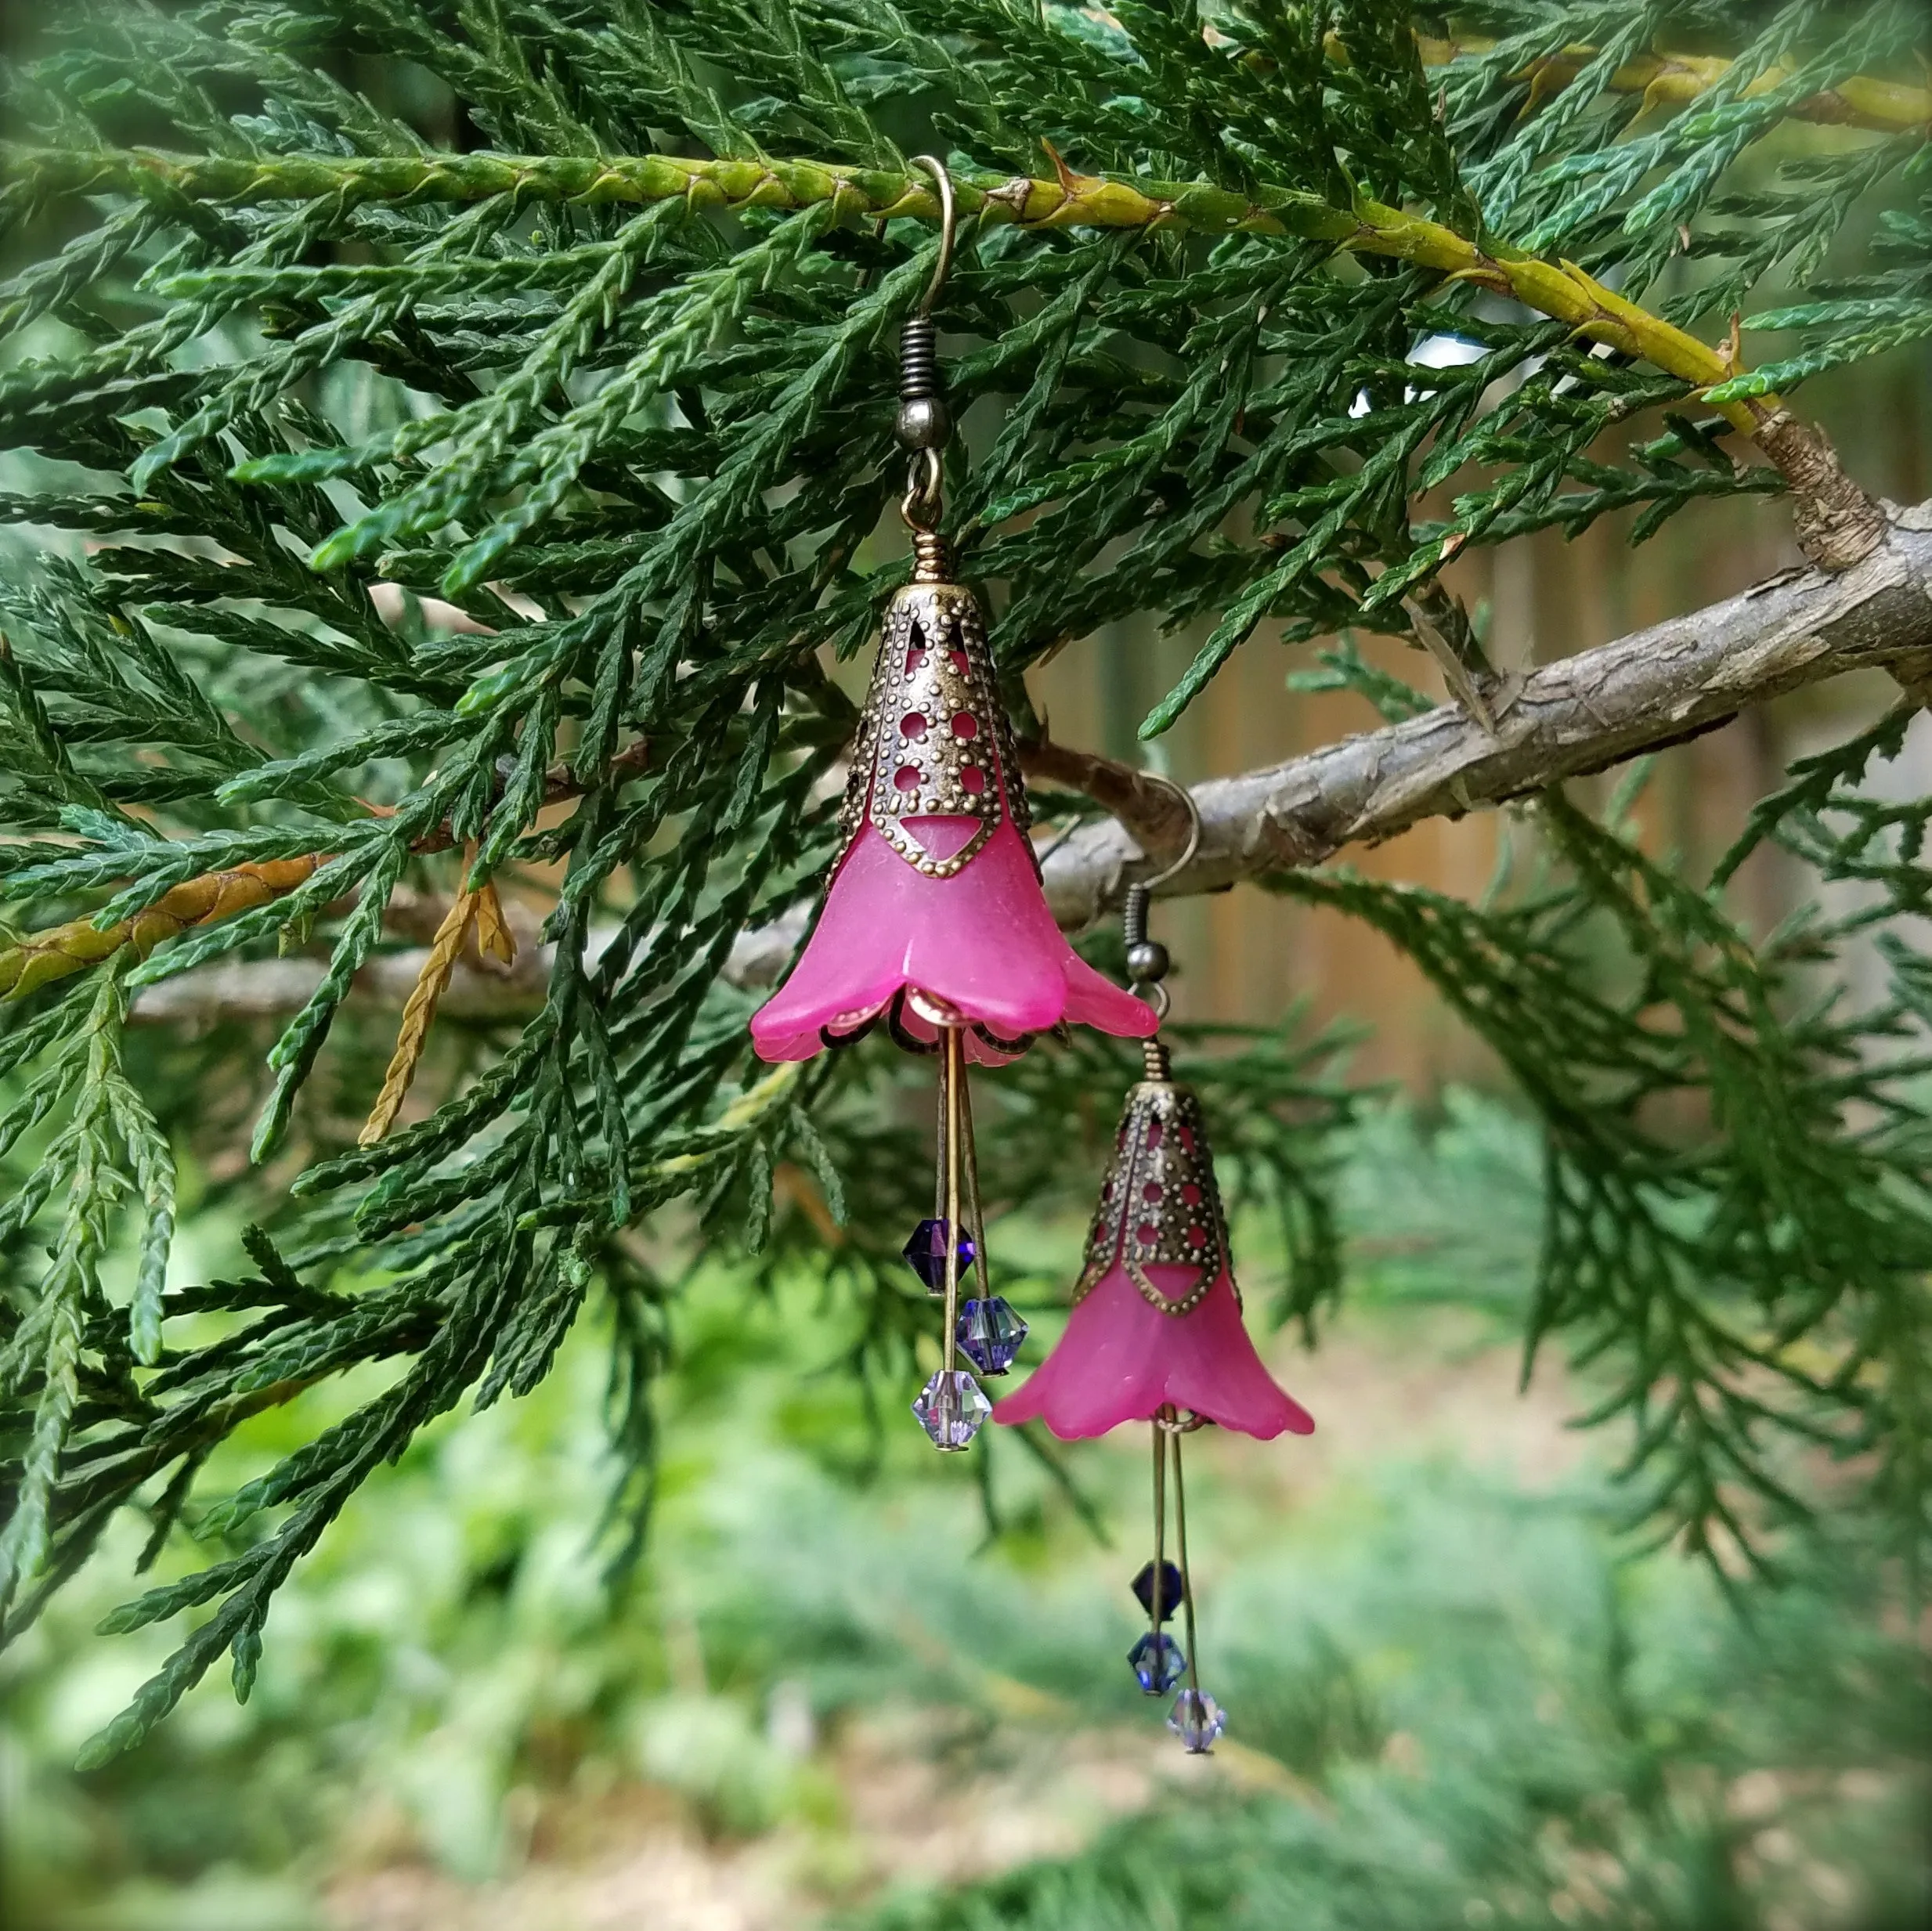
[993, 1065, 1313, 1441]
[750, 814, 1155, 1061]
[992, 1261, 1313, 1439]
[751, 574, 1154, 1063]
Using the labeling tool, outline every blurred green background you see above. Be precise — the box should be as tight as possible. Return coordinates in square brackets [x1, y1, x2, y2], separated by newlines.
[1, 19, 1929, 1926]
[5, 1093, 1927, 1931]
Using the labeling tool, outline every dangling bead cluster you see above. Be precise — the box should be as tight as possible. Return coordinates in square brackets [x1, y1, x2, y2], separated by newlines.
[908, 1017, 1024, 1452]
[1136, 1409, 1225, 1748]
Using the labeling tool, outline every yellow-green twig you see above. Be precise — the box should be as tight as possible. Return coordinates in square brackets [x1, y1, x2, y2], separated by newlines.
[20, 139, 1884, 547]
[0, 144, 1782, 410]
[1413, 34, 1932, 134]
[0, 857, 323, 1002]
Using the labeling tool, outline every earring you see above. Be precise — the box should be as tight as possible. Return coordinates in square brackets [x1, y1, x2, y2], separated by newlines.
[994, 777, 1315, 1749]
[749, 160, 1156, 1450]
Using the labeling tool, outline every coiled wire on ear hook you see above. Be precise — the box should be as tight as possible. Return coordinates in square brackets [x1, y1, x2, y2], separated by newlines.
[1120, 774, 1201, 1053]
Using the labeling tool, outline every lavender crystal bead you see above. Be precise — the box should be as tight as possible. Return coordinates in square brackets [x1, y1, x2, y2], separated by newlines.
[957, 1296, 1027, 1374]
[912, 1369, 990, 1451]
[1129, 1632, 1186, 1695]
[1167, 1687, 1226, 1752]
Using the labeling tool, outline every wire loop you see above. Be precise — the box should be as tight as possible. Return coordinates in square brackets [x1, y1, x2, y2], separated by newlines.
[901, 447, 944, 529]
[1120, 771, 1199, 1023]
[1136, 771, 1202, 893]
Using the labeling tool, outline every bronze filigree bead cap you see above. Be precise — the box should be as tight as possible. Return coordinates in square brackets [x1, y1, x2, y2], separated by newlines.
[1074, 1067, 1233, 1317]
[836, 576, 1031, 881]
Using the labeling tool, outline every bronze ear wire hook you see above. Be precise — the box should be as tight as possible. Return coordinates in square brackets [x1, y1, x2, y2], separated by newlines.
[852, 152, 952, 298]
[1121, 773, 1201, 1032]
[1136, 772, 1203, 892]
[909, 153, 958, 318]
[897, 156, 959, 538]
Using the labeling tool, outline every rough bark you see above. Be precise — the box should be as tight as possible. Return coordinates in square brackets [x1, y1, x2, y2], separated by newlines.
[1038, 500, 1932, 930]
[1750, 410, 1890, 570]
[131, 503, 1932, 1023]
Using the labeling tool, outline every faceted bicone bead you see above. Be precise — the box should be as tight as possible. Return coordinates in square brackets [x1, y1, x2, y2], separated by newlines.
[957, 1296, 1027, 1375]
[1132, 1559, 1186, 1623]
[903, 1217, 976, 1293]
[912, 1369, 991, 1451]
[1167, 1687, 1226, 1752]
[1128, 1631, 1186, 1695]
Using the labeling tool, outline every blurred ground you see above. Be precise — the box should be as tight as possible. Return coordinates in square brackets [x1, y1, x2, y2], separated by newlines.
[313, 1318, 1585, 1931]
[5, 1098, 1927, 1931]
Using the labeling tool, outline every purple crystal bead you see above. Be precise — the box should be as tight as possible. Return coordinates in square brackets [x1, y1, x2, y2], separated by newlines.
[912, 1369, 990, 1452]
[956, 1296, 1027, 1375]
[903, 1218, 975, 1294]
[1168, 1687, 1226, 1752]
[1129, 1632, 1186, 1695]
[1132, 1560, 1186, 1623]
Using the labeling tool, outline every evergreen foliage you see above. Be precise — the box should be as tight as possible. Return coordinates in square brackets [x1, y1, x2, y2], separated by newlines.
[0, 0, 1927, 1768]
[10, 1212, 1927, 1923]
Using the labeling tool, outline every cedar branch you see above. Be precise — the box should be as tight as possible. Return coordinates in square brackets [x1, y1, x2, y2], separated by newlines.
[6, 143, 1883, 564]
[126, 503, 1932, 1024]
[1399, 33, 1929, 134]
[0, 742, 641, 1002]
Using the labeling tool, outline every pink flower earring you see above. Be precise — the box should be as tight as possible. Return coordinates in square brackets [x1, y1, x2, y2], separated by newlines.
[994, 780, 1313, 1751]
[749, 159, 1154, 1450]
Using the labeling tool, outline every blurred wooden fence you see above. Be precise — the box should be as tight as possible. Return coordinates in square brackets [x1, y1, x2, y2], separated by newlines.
[1028, 356, 1929, 1088]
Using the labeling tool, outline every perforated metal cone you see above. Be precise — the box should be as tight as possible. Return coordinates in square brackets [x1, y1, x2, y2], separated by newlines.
[1073, 1070, 1233, 1316]
[836, 579, 1030, 881]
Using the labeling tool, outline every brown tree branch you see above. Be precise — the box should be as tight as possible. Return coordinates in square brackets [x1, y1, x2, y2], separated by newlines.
[127, 503, 1932, 1025]
[1037, 501, 1932, 929]
[1015, 738, 1194, 854]
[0, 735, 649, 1003]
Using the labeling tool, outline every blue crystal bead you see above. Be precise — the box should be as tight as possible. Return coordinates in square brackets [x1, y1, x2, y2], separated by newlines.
[1132, 1560, 1186, 1622]
[1128, 1632, 1186, 1695]
[1167, 1687, 1226, 1753]
[903, 1218, 975, 1293]
[956, 1296, 1027, 1375]
[912, 1369, 990, 1451]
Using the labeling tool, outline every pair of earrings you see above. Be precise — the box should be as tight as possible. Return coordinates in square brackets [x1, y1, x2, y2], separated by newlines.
[749, 162, 1313, 1752]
